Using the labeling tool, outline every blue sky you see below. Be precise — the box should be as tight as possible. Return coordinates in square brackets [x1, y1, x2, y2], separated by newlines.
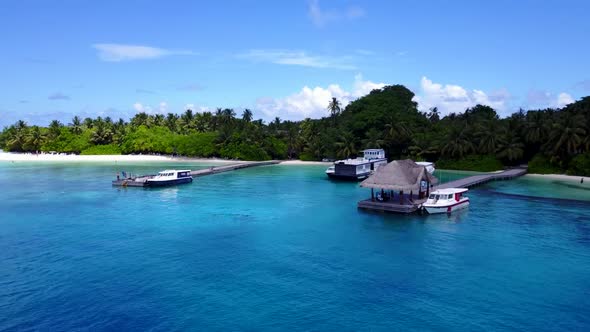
[1, 0, 589, 126]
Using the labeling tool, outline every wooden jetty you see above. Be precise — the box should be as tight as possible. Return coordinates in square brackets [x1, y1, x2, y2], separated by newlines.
[112, 160, 281, 187]
[358, 164, 528, 214]
[436, 167, 527, 190]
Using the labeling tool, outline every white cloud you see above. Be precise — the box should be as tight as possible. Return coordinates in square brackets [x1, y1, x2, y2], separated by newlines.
[352, 74, 386, 97]
[133, 102, 144, 112]
[158, 102, 168, 113]
[239, 49, 356, 70]
[308, 0, 365, 27]
[255, 75, 386, 120]
[527, 89, 575, 109]
[413, 77, 510, 115]
[557, 92, 574, 107]
[92, 43, 194, 62]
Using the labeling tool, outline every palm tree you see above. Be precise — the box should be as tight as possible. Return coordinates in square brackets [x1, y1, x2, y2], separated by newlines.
[286, 124, 300, 159]
[112, 119, 127, 145]
[26, 126, 45, 152]
[130, 112, 149, 127]
[409, 135, 438, 161]
[327, 97, 341, 124]
[242, 109, 253, 123]
[307, 137, 326, 160]
[428, 107, 440, 122]
[48, 120, 62, 139]
[385, 120, 412, 142]
[362, 128, 384, 148]
[496, 133, 524, 162]
[524, 111, 547, 144]
[222, 108, 236, 120]
[547, 113, 586, 159]
[442, 128, 474, 159]
[476, 120, 505, 154]
[91, 122, 113, 145]
[15, 120, 28, 133]
[70, 116, 82, 135]
[335, 131, 357, 159]
[83, 117, 94, 129]
[165, 113, 178, 132]
[153, 114, 165, 127]
[8, 130, 27, 151]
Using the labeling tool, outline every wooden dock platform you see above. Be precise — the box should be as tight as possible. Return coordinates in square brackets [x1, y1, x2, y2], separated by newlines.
[436, 167, 527, 190]
[112, 160, 281, 187]
[358, 167, 527, 214]
[190, 160, 280, 177]
[358, 198, 426, 214]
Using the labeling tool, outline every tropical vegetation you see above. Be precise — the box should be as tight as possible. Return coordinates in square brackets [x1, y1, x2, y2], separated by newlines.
[1, 85, 589, 175]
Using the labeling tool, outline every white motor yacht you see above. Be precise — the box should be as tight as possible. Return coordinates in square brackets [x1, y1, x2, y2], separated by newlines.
[423, 188, 469, 214]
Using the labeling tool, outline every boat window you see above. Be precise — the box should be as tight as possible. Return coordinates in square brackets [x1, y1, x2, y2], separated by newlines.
[429, 194, 435, 199]
[448, 194, 453, 199]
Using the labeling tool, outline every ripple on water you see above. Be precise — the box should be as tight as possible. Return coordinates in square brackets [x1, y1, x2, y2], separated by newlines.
[0, 163, 589, 330]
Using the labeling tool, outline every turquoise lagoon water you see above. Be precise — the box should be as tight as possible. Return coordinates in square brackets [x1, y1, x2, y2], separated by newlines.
[1, 162, 589, 331]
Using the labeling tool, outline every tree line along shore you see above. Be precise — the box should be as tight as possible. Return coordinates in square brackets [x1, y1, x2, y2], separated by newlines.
[1, 85, 589, 176]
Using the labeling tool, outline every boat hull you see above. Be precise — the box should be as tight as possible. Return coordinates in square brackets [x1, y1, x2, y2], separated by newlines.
[424, 199, 469, 214]
[146, 177, 193, 187]
[327, 172, 370, 181]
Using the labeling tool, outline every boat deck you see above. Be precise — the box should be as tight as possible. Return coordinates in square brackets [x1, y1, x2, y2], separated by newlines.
[112, 160, 281, 187]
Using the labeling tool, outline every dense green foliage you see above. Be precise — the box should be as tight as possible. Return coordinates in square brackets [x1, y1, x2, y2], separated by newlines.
[436, 155, 504, 172]
[2, 85, 589, 174]
[528, 154, 565, 174]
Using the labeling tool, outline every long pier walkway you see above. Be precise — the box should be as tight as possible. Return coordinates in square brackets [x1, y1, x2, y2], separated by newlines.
[113, 160, 281, 187]
[436, 167, 527, 190]
[190, 160, 281, 177]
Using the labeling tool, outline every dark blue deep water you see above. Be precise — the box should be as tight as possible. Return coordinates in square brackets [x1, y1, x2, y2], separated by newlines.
[1, 162, 590, 331]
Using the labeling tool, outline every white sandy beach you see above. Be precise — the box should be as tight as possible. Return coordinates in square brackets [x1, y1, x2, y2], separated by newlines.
[0, 151, 236, 164]
[0, 151, 334, 166]
[279, 160, 332, 166]
[0, 151, 586, 181]
[525, 173, 588, 182]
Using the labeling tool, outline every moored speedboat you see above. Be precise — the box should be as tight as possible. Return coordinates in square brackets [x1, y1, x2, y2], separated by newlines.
[146, 170, 193, 187]
[423, 188, 469, 214]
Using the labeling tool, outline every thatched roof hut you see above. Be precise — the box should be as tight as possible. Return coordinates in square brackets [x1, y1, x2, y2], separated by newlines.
[360, 159, 438, 192]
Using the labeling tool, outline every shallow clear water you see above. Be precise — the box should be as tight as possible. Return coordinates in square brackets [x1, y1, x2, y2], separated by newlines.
[1, 162, 589, 331]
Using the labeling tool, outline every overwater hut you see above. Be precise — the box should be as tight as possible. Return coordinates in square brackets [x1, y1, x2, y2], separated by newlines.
[358, 159, 438, 213]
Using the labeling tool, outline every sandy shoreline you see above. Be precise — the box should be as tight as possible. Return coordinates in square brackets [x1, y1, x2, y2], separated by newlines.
[279, 160, 332, 166]
[0, 151, 334, 166]
[0, 152, 586, 180]
[525, 173, 587, 182]
[0, 152, 236, 164]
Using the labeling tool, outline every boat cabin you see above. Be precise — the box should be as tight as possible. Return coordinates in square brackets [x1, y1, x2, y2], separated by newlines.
[363, 149, 386, 160]
[154, 170, 191, 179]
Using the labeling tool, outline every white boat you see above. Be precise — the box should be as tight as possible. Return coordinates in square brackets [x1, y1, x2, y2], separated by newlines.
[146, 170, 193, 187]
[423, 188, 469, 214]
[326, 149, 388, 181]
[416, 161, 436, 174]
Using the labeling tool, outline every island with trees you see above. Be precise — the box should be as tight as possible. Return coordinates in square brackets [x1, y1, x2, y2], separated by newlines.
[1, 85, 589, 176]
